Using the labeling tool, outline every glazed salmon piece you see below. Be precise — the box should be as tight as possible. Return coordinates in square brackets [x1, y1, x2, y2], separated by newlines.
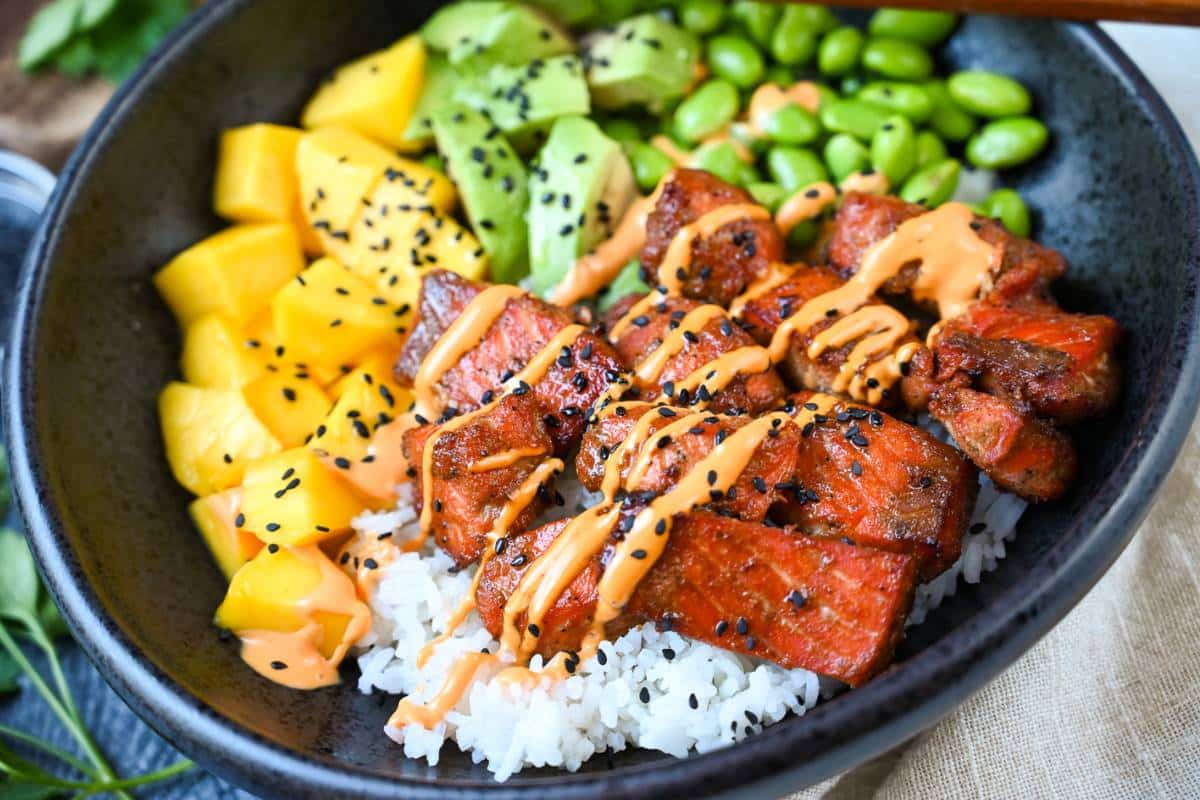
[475, 512, 918, 686]
[935, 300, 1121, 423]
[780, 393, 977, 580]
[928, 384, 1077, 502]
[401, 392, 556, 567]
[575, 403, 802, 523]
[394, 270, 625, 454]
[641, 169, 785, 307]
[603, 294, 787, 415]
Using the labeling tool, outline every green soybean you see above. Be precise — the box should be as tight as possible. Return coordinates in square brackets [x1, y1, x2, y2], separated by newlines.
[789, 219, 820, 249]
[914, 130, 948, 168]
[602, 118, 642, 144]
[871, 115, 917, 184]
[628, 142, 675, 192]
[820, 98, 890, 141]
[817, 27, 864, 76]
[779, 4, 839, 34]
[983, 188, 1032, 237]
[761, 103, 822, 145]
[824, 133, 871, 183]
[674, 79, 740, 142]
[729, 1, 779, 47]
[947, 70, 1032, 118]
[747, 181, 787, 211]
[706, 34, 766, 89]
[766, 65, 795, 87]
[966, 117, 1048, 169]
[861, 37, 934, 80]
[811, 82, 839, 110]
[691, 141, 746, 185]
[679, 0, 725, 34]
[839, 74, 865, 97]
[898, 158, 961, 207]
[421, 153, 445, 173]
[923, 80, 977, 142]
[868, 9, 957, 46]
[771, 13, 819, 66]
[857, 81, 934, 124]
[735, 159, 762, 188]
[766, 146, 828, 192]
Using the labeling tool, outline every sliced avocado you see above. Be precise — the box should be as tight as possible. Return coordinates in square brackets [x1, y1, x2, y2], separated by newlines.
[527, 116, 636, 297]
[432, 106, 530, 284]
[421, 2, 507, 51]
[448, 5, 573, 67]
[400, 54, 463, 150]
[454, 55, 590, 151]
[582, 14, 700, 111]
[598, 259, 649, 311]
[526, 0, 598, 26]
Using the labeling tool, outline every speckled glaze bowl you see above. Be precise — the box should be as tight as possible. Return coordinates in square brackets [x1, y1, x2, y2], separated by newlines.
[6, 2, 1200, 797]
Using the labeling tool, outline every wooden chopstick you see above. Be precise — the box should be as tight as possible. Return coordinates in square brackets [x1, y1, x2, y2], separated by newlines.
[816, 0, 1200, 26]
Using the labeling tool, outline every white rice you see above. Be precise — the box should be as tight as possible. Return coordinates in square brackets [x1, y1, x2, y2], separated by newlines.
[353, 427, 1026, 780]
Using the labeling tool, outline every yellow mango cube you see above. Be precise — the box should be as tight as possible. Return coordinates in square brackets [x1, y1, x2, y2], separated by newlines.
[154, 223, 304, 327]
[243, 311, 339, 387]
[296, 126, 455, 261]
[215, 545, 361, 660]
[189, 488, 264, 580]
[240, 448, 362, 545]
[312, 368, 409, 464]
[329, 347, 404, 399]
[301, 35, 426, 148]
[242, 370, 331, 448]
[272, 257, 403, 370]
[181, 313, 266, 389]
[214, 124, 304, 223]
[159, 382, 281, 496]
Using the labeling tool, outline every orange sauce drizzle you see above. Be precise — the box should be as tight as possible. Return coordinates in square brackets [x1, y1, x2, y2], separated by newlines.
[840, 170, 890, 196]
[634, 304, 726, 387]
[389, 652, 495, 729]
[776, 181, 838, 236]
[746, 82, 822, 136]
[548, 193, 657, 308]
[656, 204, 770, 295]
[673, 345, 773, 400]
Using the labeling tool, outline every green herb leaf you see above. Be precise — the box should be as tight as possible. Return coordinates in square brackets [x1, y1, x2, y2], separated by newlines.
[0, 780, 60, 800]
[89, 0, 191, 83]
[36, 593, 69, 642]
[0, 650, 20, 694]
[80, 0, 119, 30]
[17, 0, 84, 71]
[0, 530, 39, 619]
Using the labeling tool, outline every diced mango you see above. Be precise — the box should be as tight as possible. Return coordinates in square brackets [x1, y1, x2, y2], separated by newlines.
[244, 311, 341, 387]
[242, 370, 332, 448]
[329, 347, 404, 399]
[326, 419, 414, 502]
[189, 488, 264, 580]
[240, 448, 363, 545]
[272, 257, 404, 370]
[301, 35, 426, 149]
[214, 124, 304, 224]
[159, 382, 282, 496]
[312, 365, 409, 464]
[296, 126, 455, 261]
[215, 545, 358, 660]
[181, 313, 266, 389]
[154, 223, 305, 327]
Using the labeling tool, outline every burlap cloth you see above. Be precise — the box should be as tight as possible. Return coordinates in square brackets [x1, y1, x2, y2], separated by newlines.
[1, 7, 1197, 797]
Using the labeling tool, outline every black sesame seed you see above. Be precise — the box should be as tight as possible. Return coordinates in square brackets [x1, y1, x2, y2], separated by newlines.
[639, 687, 650, 703]
[270, 661, 287, 671]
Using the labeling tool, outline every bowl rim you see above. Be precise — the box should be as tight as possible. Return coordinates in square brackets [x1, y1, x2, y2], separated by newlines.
[6, 3, 1200, 797]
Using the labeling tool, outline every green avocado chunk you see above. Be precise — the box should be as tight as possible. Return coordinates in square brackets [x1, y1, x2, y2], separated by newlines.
[527, 116, 636, 297]
[421, 2, 507, 51]
[526, 0, 598, 26]
[598, 259, 649, 311]
[581, 14, 700, 111]
[453, 55, 590, 151]
[436, 3, 574, 67]
[432, 106, 530, 284]
[400, 54, 461, 150]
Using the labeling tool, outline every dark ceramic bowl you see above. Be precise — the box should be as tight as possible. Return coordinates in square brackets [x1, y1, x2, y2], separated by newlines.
[6, 1, 1200, 797]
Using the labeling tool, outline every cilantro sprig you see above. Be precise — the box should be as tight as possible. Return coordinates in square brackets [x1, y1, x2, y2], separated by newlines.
[0, 447, 194, 796]
[19, 0, 191, 83]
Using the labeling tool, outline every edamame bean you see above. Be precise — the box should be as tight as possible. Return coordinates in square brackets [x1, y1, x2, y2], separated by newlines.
[691, 141, 745, 185]
[811, 82, 839, 110]
[766, 65, 795, 88]
[839, 74, 864, 97]
[861, 37, 934, 80]
[857, 81, 934, 123]
[923, 80, 977, 142]
[947, 70, 1031, 118]
[421, 153, 445, 173]
[729, 2, 780, 47]
[735, 159, 762, 188]
[780, 4, 840, 34]
[628, 142, 675, 192]
[679, 0, 725, 34]
[674, 79, 740, 142]
[817, 27, 864, 76]
[771, 7, 820, 65]
[871, 115, 917, 184]
[823, 133, 870, 183]
[914, 130, 948, 168]
[602, 118, 642, 144]
[761, 103, 822, 145]
[747, 181, 787, 211]
[789, 219, 820, 249]
[868, 9, 957, 46]
[966, 117, 1048, 169]
[706, 34, 766, 89]
[983, 188, 1031, 237]
[820, 98, 890, 141]
[898, 158, 961, 206]
[766, 146, 828, 192]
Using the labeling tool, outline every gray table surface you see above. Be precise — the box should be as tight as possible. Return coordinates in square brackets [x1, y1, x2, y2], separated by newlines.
[0, 20, 1196, 800]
